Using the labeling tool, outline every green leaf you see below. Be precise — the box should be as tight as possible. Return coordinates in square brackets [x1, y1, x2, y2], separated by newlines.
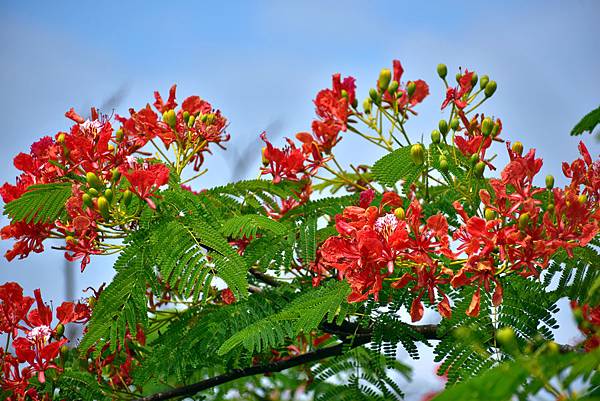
[221, 214, 289, 238]
[3, 182, 72, 223]
[571, 105, 600, 136]
[371, 146, 425, 188]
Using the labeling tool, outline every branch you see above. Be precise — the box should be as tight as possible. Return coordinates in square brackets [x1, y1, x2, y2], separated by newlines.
[132, 335, 370, 401]
[248, 267, 281, 287]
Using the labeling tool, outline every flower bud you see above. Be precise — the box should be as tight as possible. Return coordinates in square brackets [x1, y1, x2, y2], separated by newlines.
[107, 144, 115, 152]
[437, 63, 447, 79]
[205, 113, 215, 125]
[547, 203, 555, 214]
[431, 129, 441, 144]
[545, 175, 554, 189]
[546, 341, 560, 354]
[439, 156, 449, 173]
[88, 297, 96, 308]
[484, 208, 495, 221]
[491, 122, 501, 137]
[341, 89, 348, 99]
[469, 154, 479, 166]
[511, 141, 524, 156]
[578, 194, 587, 204]
[86, 172, 102, 189]
[363, 98, 372, 114]
[87, 188, 98, 197]
[369, 88, 379, 103]
[479, 75, 489, 90]
[470, 72, 478, 87]
[438, 119, 449, 136]
[484, 80, 497, 97]
[111, 168, 121, 182]
[450, 118, 459, 131]
[496, 327, 517, 348]
[351, 98, 358, 108]
[97, 196, 110, 219]
[410, 143, 425, 166]
[474, 161, 486, 178]
[104, 188, 114, 203]
[123, 189, 133, 206]
[378, 68, 392, 92]
[188, 115, 196, 128]
[455, 72, 462, 83]
[407, 82, 416, 98]
[388, 80, 399, 94]
[261, 147, 269, 165]
[183, 111, 190, 124]
[60, 345, 69, 356]
[518, 212, 530, 230]
[55, 323, 65, 337]
[65, 235, 76, 244]
[394, 207, 405, 220]
[57, 133, 66, 144]
[82, 194, 93, 208]
[163, 109, 177, 129]
[481, 118, 493, 136]
[115, 128, 124, 142]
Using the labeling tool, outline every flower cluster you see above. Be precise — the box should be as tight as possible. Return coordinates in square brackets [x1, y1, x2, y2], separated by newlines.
[571, 301, 600, 352]
[0, 282, 90, 400]
[313, 142, 599, 321]
[1, 86, 225, 270]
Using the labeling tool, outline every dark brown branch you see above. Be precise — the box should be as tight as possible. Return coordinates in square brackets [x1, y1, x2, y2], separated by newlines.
[248, 267, 281, 287]
[132, 335, 370, 401]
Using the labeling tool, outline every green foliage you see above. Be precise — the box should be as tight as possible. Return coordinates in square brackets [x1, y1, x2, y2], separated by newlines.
[571, 105, 600, 136]
[3, 182, 72, 223]
[56, 369, 109, 401]
[218, 281, 351, 355]
[221, 214, 289, 238]
[371, 146, 425, 189]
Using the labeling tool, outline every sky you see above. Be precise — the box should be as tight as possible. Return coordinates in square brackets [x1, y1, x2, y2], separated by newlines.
[0, 1, 598, 399]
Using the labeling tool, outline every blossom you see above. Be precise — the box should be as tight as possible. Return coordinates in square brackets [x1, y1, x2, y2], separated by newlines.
[260, 133, 309, 183]
[119, 159, 171, 209]
[221, 288, 236, 305]
[441, 70, 474, 109]
[382, 60, 430, 113]
[0, 282, 34, 336]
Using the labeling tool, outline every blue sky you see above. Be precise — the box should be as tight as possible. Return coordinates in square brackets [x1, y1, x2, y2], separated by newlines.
[1, 1, 598, 398]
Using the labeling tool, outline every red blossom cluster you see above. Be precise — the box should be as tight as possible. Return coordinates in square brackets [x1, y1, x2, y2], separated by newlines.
[571, 301, 600, 352]
[379, 60, 429, 116]
[0, 282, 90, 400]
[1, 86, 225, 270]
[454, 111, 503, 166]
[313, 143, 599, 321]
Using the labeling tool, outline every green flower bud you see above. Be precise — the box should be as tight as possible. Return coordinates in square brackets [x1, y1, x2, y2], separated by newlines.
[511, 141, 524, 156]
[88, 297, 96, 309]
[104, 188, 114, 203]
[410, 143, 425, 165]
[163, 109, 177, 129]
[491, 122, 501, 137]
[378, 68, 392, 92]
[474, 161, 486, 178]
[545, 175, 554, 189]
[578, 194, 587, 204]
[369, 88, 379, 103]
[547, 203, 555, 214]
[87, 188, 98, 197]
[450, 118, 459, 131]
[60, 345, 69, 356]
[496, 327, 516, 347]
[518, 212, 530, 230]
[469, 154, 479, 166]
[363, 98, 372, 114]
[115, 128, 124, 142]
[394, 207, 405, 220]
[484, 208, 495, 221]
[438, 119, 449, 135]
[407, 81, 416, 98]
[351, 98, 358, 109]
[546, 341, 560, 354]
[455, 72, 462, 83]
[183, 111, 190, 123]
[439, 156, 449, 173]
[82, 194, 93, 208]
[431, 129, 441, 144]
[111, 168, 121, 183]
[479, 75, 489, 90]
[341, 89, 348, 99]
[388, 80, 399, 94]
[484, 80, 497, 97]
[65, 235, 76, 244]
[57, 133, 66, 144]
[188, 115, 196, 128]
[481, 118, 493, 136]
[123, 189, 133, 206]
[470, 72, 478, 87]
[437, 63, 447, 79]
[97, 196, 110, 219]
[55, 323, 65, 337]
[86, 172, 102, 189]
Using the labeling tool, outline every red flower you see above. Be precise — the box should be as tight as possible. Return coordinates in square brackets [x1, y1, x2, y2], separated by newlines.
[0, 282, 34, 336]
[221, 288, 236, 305]
[441, 70, 474, 109]
[381, 60, 430, 113]
[56, 301, 91, 325]
[260, 133, 309, 183]
[119, 159, 171, 209]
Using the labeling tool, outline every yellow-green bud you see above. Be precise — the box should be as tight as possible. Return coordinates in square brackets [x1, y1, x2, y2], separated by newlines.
[188, 115, 196, 128]
[60, 345, 69, 356]
[439, 156, 449, 173]
[97, 196, 110, 219]
[474, 161, 486, 178]
[104, 188, 113, 203]
[547, 203, 555, 214]
[378, 68, 392, 92]
[407, 81, 416, 98]
[122, 190, 132, 206]
[261, 147, 269, 165]
[578, 194, 587, 204]
[481, 118, 493, 136]
[87, 188, 98, 197]
[111, 168, 121, 183]
[183, 111, 190, 123]
[491, 122, 501, 137]
[341, 89, 348, 99]
[518, 212, 530, 230]
[57, 133, 66, 144]
[394, 207, 405, 220]
[115, 128, 124, 142]
[65, 235, 76, 244]
[431, 129, 441, 144]
[86, 172, 102, 189]
[163, 109, 177, 129]
[410, 143, 425, 165]
[437, 63, 447, 79]
[511, 141, 524, 156]
[450, 118, 459, 131]
[469, 154, 479, 166]
[470, 72, 478, 87]
[88, 297, 96, 309]
[455, 72, 462, 83]
[545, 175, 554, 189]
[388, 80, 399, 94]
[484, 80, 497, 97]
[479, 75, 489, 90]
[438, 119, 449, 135]
[496, 327, 516, 347]
[82, 194, 93, 208]
[484, 208, 495, 221]
[363, 98, 372, 114]
[546, 341, 560, 354]
[369, 88, 379, 103]
[55, 323, 65, 337]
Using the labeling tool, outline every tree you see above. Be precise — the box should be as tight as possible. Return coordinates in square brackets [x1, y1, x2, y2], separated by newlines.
[1, 60, 599, 401]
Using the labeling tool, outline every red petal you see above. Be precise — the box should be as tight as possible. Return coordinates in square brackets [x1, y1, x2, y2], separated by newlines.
[466, 288, 481, 317]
